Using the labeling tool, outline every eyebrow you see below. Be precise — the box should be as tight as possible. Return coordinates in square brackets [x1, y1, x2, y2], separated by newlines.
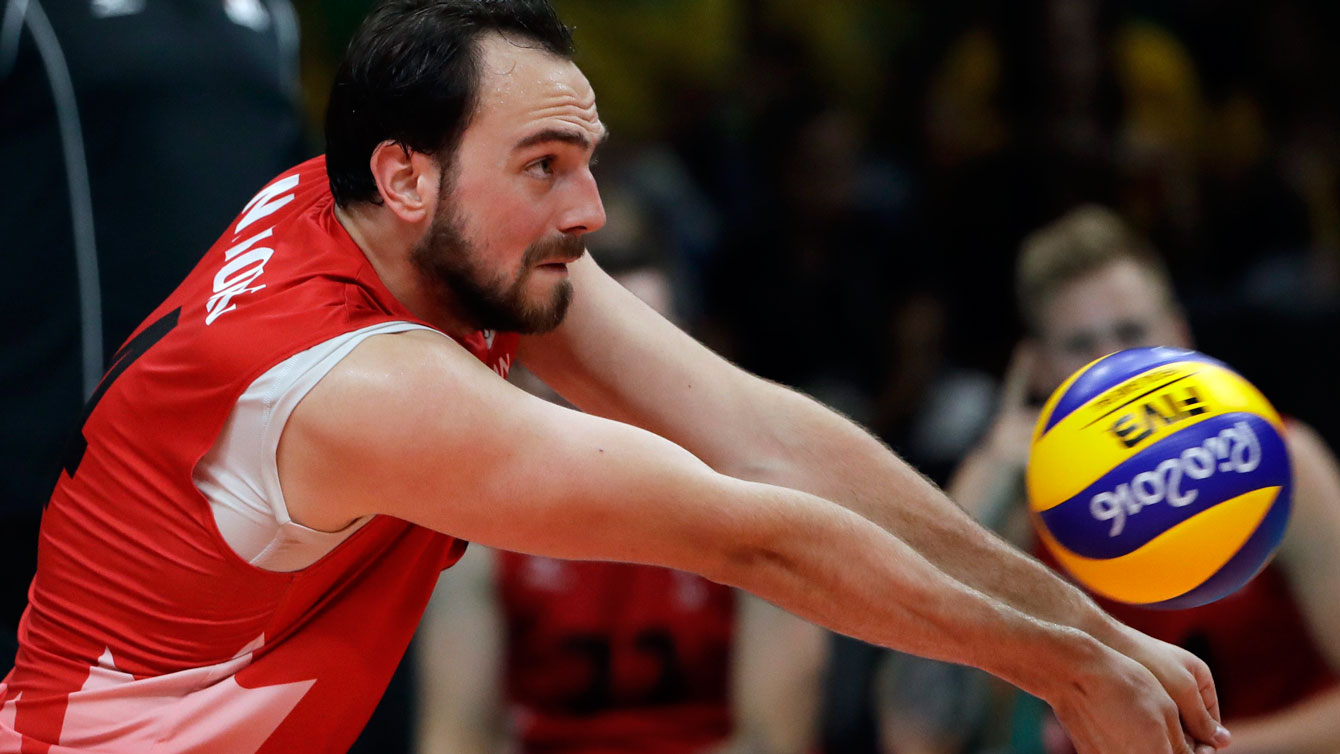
[513, 126, 609, 153]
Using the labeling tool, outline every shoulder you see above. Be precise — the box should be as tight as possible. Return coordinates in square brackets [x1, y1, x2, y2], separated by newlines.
[1278, 419, 1340, 565]
[1284, 419, 1334, 466]
[277, 328, 544, 530]
[1283, 419, 1340, 509]
[285, 328, 525, 455]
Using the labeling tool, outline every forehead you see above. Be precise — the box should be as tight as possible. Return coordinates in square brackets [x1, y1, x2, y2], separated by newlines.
[1040, 259, 1169, 333]
[469, 32, 603, 142]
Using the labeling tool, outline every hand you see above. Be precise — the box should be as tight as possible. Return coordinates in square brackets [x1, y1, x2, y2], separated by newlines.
[1101, 623, 1232, 753]
[980, 343, 1042, 468]
[1051, 643, 1226, 754]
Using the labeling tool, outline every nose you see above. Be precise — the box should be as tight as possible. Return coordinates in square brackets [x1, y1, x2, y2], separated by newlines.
[558, 169, 606, 236]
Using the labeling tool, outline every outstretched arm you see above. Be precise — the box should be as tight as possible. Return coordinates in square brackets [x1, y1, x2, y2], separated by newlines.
[519, 254, 1228, 751]
[279, 325, 1207, 754]
[1219, 421, 1340, 754]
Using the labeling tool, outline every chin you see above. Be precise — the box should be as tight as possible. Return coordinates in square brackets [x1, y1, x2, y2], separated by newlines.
[511, 281, 573, 335]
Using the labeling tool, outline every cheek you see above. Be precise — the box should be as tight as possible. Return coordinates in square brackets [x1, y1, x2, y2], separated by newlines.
[459, 222, 531, 280]
[1041, 354, 1086, 392]
[1057, 360, 1088, 385]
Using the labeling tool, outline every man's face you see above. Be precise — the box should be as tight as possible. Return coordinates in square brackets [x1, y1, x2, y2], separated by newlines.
[1034, 259, 1191, 390]
[413, 32, 606, 334]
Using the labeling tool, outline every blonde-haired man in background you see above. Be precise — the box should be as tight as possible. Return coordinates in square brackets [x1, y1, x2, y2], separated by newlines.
[945, 205, 1340, 754]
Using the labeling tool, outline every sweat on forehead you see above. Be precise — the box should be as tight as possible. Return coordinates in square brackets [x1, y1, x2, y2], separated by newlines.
[472, 32, 601, 126]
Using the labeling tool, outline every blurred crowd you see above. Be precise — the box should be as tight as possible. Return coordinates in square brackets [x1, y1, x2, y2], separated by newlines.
[6, 0, 1340, 752]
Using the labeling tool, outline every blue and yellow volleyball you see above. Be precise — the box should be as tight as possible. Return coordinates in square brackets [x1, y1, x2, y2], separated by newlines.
[1026, 347, 1291, 609]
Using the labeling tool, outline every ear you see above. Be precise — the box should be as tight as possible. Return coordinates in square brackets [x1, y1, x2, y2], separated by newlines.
[368, 141, 441, 223]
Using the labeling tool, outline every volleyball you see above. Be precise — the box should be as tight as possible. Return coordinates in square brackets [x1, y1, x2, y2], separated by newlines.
[1026, 347, 1291, 609]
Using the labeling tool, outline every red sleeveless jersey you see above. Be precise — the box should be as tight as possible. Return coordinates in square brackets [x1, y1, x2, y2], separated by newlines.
[1, 157, 518, 754]
[497, 553, 735, 754]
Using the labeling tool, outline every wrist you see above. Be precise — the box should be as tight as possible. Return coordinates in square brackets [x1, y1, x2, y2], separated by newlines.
[995, 621, 1112, 702]
[1036, 576, 1128, 653]
[1084, 611, 1142, 654]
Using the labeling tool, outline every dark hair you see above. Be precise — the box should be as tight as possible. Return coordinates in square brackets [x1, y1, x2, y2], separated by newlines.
[325, 0, 574, 206]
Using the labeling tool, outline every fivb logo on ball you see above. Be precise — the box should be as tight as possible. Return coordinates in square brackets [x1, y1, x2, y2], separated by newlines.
[1027, 347, 1292, 609]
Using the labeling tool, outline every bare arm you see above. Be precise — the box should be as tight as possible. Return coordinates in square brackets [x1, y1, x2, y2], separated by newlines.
[414, 546, 505, 754]
[1221, 421, 1340, 754]
[277, 326, 1205, 754]
[279, 330, 1065, 682]
[520, 256, 1226, 750]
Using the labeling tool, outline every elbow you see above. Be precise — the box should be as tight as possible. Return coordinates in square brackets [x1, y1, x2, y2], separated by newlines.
[709, 383, 814, 485]
[717, 455, 793, 489]
[696, 508, 797, 594]
[710, 541, 795, 592]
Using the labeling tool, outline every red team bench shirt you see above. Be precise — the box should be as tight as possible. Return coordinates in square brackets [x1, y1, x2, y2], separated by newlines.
[0, 157, 517, 754]
[498, 553, 735, 754]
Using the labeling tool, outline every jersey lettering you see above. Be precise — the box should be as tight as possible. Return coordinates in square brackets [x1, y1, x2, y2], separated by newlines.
[208, 171, 300, 326]
[236, 174, 299, 235]
[558, 629, 690, 715]
[207, 228, 275, 325]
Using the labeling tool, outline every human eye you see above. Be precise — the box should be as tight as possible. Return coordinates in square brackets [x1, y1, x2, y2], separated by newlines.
[1114, 320, 1149, 345]
[525, 156, 556, 178]
[1060, 333, 1096, 356]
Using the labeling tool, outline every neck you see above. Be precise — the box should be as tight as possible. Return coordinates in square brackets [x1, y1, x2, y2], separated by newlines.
[333, 202, 478, 340]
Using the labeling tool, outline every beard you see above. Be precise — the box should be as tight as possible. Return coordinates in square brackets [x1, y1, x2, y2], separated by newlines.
[410, 204, 580, 335]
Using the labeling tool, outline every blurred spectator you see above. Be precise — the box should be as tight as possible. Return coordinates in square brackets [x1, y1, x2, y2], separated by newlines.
[707, 102, 910, 402]
[935, 205, 1340, 753]
[415, 189, 827, 754]
[418, 545, 826, 754]
[870, 292, 996, 486]
[0, 0, 307, 671]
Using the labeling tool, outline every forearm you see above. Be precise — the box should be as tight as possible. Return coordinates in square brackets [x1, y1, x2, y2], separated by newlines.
[382, 388, 1089, 696]
[708, 475, 1100, 702]
[723, 443, 1233, 750]
[721, 383, 1128, 649]
[1220, 687, 1340, 754]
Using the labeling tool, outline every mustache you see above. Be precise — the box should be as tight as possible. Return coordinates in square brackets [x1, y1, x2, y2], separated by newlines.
[523, 234, 586, 267]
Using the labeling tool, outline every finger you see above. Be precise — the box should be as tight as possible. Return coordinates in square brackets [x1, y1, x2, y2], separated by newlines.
[1168, 667, 1225, 747]
[1000, 341, 1036, 409]
[1168, 705, 1194, 754]
[1194, 660, 1222, 724]
[1199, 674, 1231, 748]
[1185, 659, 1232, 748]
[1183, 725, 1221, 754]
